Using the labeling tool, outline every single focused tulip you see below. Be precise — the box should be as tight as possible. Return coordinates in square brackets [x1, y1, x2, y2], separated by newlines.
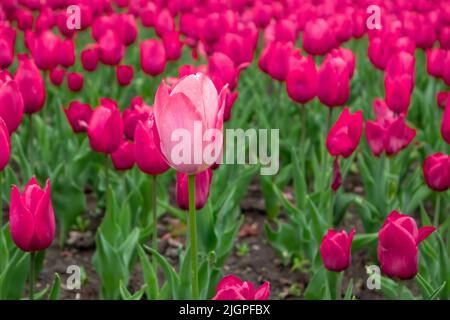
[111, 141, 136, 171]
[162, 31, 183, 61]
[213, 275, 270, 300]
[317, 54, 350, 108]
[98, 30, 125, 66]
[9, 178, 55, 252]
[64, 101, 92, 133]
[49, 67, 65, 86]
[320, 229, 355, 272]
[14, 54, 46, 115]
[286, 54, 317, 104]
[154, 73, 227, 174]
[116, 65, 134, 86]
[303, 18, 336, 56]
[0, 117, 10, 171]
[423, 153, 450, 192]
[0, 70, 24, 133]
[88, 98, 124, 154]
[134, 114, 170, 175]
[378, 211, 436, 280]
[442, 100, 450, 144]
[81, 45, 99, 72]
[176, 168, 212, 210]
[326, 108, 363, 158]
[67, 72, 84, 92]
[140, 39, 166, 76]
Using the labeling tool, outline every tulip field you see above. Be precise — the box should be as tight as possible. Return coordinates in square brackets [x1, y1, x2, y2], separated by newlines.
[0, 0, 450, 303]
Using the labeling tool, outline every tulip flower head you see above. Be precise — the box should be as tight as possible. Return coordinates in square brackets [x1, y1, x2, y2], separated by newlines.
[153, 73, 227, 174]
[378, 211, 436, 280]
[0, 70, 24, 133]
[213, 275, 270, 300]
[0, 117, 10, 171]
[317, 54, 350, 108]
[111, 141, 135, 171]
[64, 101, 93, 133]
[442, 99, 450, 144]
[9, 178, 55, 252]
[326, 108, 363, 158]
[423, 153, 450, 192]
[176, 169, 213, 210]
[320, 229, 355, 272]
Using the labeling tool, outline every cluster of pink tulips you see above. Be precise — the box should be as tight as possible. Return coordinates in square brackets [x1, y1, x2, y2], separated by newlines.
[0, 0, 449, 301]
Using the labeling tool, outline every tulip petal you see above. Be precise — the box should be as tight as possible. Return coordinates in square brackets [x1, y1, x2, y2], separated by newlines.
[34, 179, 55, 249]
[254, 282, 271, 300]
[213, 288, 246, 300]
[417, 226, 436, 244]
[9, 185, 35, 251]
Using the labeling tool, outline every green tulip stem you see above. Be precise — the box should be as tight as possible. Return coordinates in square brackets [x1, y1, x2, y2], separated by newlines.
[29, 252, 36, 300]
[188, 174, 199, 300]
[397, 282, 404, 300]
[434, 193, 441, 227]
[104, 155, 110, 191]
[327, 270, 343, 300]
[28, 115, 33, 162]
[300, 103, 307, 148]
[152, 175, 158, 271]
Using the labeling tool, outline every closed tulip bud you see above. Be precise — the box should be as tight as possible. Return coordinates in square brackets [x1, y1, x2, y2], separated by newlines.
[378, 211, 436, 280]
[9, 178, 55, 252]
[35, 6, 55, 34]
[320, 229, 355, 272]
[437, 92, 448, 110]
[123, 97, 151, 140]
[423, 153, 450, 192]
[155, 9, 175, 38]
[56, 11, 76, 38]
[140, 39, 166, 76]
[117, 14, 138, 46]
[317, 54, 350, 108]
[111, 141, 135, 171]
[0, 70, 24, 133]
[176, 168, 212, 210]
[49, 67, 65, 86]
[303, 18, 336, 56]
[134, 114, 170, 175]
[213, 275, 270, 300]
[208, 52, 243, 91]
[0, 117, 10, 171]
[0, 25, 15, 69]
[58, 38, 75, 68]
[116, 65, 134, 87]
[64, 101, 92, 133]
[214, 33, 253, 67]
[33, 30, 60, 71]
[440, 26, 450, 49]
[326, 108, 363, 158]
[384, 60, 414, 114]
[67, 72, 84, 92]
[252, 2, 272, 29]
[17, 9, 34, 31]
[14, 54, 46, 115]
[266, 41, 293, 82]
[286, 54, 317, 104]
[154, 73, 227, 174]
[88, 98, 124, 154]
[331, 47, 356, 79]
[140, 3, 157, 28]
[162, 31, 183, 61]
[99, 30, 125, 66]
[81, 45, 99, 72]
[442, 100, 450, 144]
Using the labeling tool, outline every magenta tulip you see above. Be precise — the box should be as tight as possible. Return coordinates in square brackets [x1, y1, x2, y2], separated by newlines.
[88, 98, 124, 154]
[58, 38, 75, 68]
[286, 54, 317, 104]
[32, 30, 60, 71]
[111, 141, 136, 171]
[213, 275, 270, 300]
[317, 54, 350, 108]
[140, 39, 166, 76]
[326, 108, 363, 158]
[0, 70, 24, 133]
[49, 67, 65, 86]
[98, 30, 125, 66]
[64, 101, 92, 133]
[320, 229, 355, 272]
[123, 97, 151, 141]
[81, 45, 99, 72]
[176, 169, 212, 210]
[162, 31, 183, 61]
[0, 25, 15, 69]
[116, 65, 134, 87]
[442, 100, 450, 144]
[423, 153, 450, 192]
[9, 177, 55, 252]
[303, 18, 336, 56]
[67, 72, 84, 93]
[378, 211, 436, 280]
[0, 117, 10, 171]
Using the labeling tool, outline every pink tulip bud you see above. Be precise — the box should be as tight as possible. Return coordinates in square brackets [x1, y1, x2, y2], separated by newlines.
[117, 13, 138, 46]
[440, 26, 450, 49]
[442, 99, 450, 144]
[140, 3, 157, 28]
[0, 117, 10, 171]
[49, 67, 65, 86]
[64, 101, 92, 133]
[67, 72, 84, 92]
[0, 70, 24, 133]
[252, 2, 272, 29]
[286, 54, 317, 104]
[14, 54, 46, 115]
[385, 52, 415, 114]
[330, 47, 356, 79]
[437, 91, 448, 110]
[213, 275, 270, 300]
[317, 54, 350, 108]
[9, 178, 55, 252]
[58, 38, 75, 68]
[214, 33, 253, 67]
[16, 9, 34, 31]
[326, 108, 363, 158]
[56, 10, 76, 38]
[35, 6, 55, 34]
[140, 39, 166, 76]
[123, 97, 151, 140]
[162, 31, 183, 61]
[116, 65, 134, 87]
[155, 9, 175, 38]
[111, 141, 136, 171]
[81, 45, 99, 72]
[153, 73, 227, 174]
[88, 98, 124, 154]
[0, 25, 15, 69]
[32, 30, 60, 71]
[98, 30, 125, 66]
[378, 211, 436, 280]
[320, 229, 355, 272]
[331, 158, 342, 192]
[259, 41, 293, 81]
[303, 18, 336, 56]
[134, 114, 170, 175]
[423, 153, 450, 192]
[176, 168, 212, 210]
[208, 52, 242, 91]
